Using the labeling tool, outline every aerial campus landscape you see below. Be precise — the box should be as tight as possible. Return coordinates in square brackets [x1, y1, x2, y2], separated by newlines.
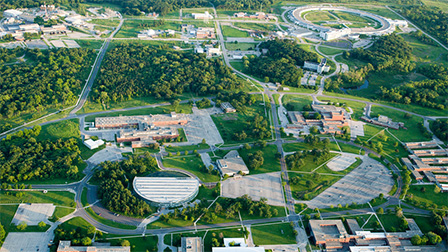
[0, 0, 447, 251]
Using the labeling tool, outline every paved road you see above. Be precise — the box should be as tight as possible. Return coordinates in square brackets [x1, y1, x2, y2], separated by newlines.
[70, 17, 124, 114]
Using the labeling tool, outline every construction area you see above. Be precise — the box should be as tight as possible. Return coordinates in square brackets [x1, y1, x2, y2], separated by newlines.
[302, 155, 393, 208]
[12, 203, 55, 225]
[221, 172, 285, 207]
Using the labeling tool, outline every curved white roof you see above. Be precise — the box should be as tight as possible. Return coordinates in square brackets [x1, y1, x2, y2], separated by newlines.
[133, 177, 199, 204]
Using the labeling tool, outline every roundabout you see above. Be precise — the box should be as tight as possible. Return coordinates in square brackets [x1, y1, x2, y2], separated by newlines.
[291, 5, 407, 40]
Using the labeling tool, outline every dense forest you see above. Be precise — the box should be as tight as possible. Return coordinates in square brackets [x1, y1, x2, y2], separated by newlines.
[93, 44, 242, 103]
[0, 48, 95, 119]
[244, 39, 319, 86]
[431, 119, 448, 142]
[0, 126, 84, 183]
[93, 153, 158, 216]
[401, 6, 448, 46]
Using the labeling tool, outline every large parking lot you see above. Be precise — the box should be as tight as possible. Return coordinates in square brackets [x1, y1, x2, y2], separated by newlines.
[221, 172, 285, 207]
[183, 107, 224, 146]
[303, 155, 393, 209]
[0, 232, 54, 252]
[12, 203, 55, 226]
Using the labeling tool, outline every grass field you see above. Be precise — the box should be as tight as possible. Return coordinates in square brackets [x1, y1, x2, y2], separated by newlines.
[116, 20, 182, 38]
[303, 10, 336, 22]
[370, 105, 432, 142]
[344, 5, 402, 19]
[211, 95, 268, 144]
[51, 207, 75, 221]
[363, 214, 407, 232]
[287, 152, 339, 172]
[251, 222, 296, 245]
[108, 236, 158, 250]
[407, 184, 448, 208]
[37, 119, 80, 141]
[88, 18, 121, 27]
[74, 39, 104, 49]
[400, 34, 448, 66]
[289, 172, 341, 200]
[0, 205, 18, 238]
[233, 22, 279, 31]
[85, 207, 137, 230]
[0, 191, 75, 206]
[421, 0, 448, 12]
[221, 25, 250, 38]
[225, 42, 258, 51]
[162, 155, 220, 182]
[238, 145, 281, 175]
[282, 94, 313, 111]
[164, 143, 209, 153]
[318, 46, 346, 56]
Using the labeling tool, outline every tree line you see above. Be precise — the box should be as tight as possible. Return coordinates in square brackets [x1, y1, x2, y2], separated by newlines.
[93, 44, 243, 104]
[0, 126, 84, 183]
[0, 48, 96, 119]
[430, 119, 448, 142]
[243, 39, 319, 86]
[93, 152, 158, 216]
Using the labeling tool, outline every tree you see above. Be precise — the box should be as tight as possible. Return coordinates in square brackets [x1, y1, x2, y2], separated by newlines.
[427, 232, 442, 245]
[376, 207, 384, 215]
[172, 99, 180, 111]
[81, 237, 92, 246]
[38, 221, 46, 229]
[202, 138, 206, 144]
[0, 223, 5, 241]
[121, 240, 131, 246]
[17, 221, 27, 230]
[411, 235, 421, 245]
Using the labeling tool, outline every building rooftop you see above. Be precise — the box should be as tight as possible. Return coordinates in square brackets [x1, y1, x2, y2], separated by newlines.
[309, 219, 349, 243]
[133, 177, 199, 205]
[217, 150, 249, 176]
[181, 237, 202, 252]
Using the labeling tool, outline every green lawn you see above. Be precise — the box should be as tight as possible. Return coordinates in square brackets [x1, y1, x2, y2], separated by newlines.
[108, 236, 158, 251]
[88, 18, 121, 27]
[288, 172, 340, 200]
[194, 184, 219, 201]
[162, 156, 220, 183]
[238, 145, 281, 175]
[116, 20, 182, 38]
[37, 119, 80, 141]
[0, 191, 75, 206]
[164, 143, 210, 153]
[233, 22, 279, 31]
[204, 227, 246, 249]
[0, 205, 18, 237]
[85, 207, 137, 230]
[407, 184, 448, 208]
[81, 188, 88, 207]
[51, 207, 75, 221]
[282, 94, 313, 111]
[348, 71, 428, 100]
[318, 46, 345, 56]
[421, 0, 448, 12]
[225, 42, 258, 51]
[283, 141, 330, 153]
[304, 10, 336, 22]
[287, 152, 339, 172]
[370, 105, 432, 142]
[251, 222, 296, 245]
[221, 25, 249, 38]
[363, 214, 407, 232]
[75, 39, 104, 49]
[400, 33, 448, 66]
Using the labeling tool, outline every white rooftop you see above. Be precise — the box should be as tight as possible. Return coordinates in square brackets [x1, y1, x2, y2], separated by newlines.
[133, 177, 199, 204]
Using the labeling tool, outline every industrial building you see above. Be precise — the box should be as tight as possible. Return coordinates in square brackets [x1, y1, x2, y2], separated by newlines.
[217, 150, 249, 176]
[192, 11, 213, 20]
[57, 241, 130, 252]
[309, 219, 430, 251]
[133, 177, 199, 207]
[83, 139, 105, 150]
[220, 102, 236, 113]
[212, 238, 264, 252]
[92, 113, 188, 148]
[181, 237, 202, 252]
[361, 115, 404, 130]
[233, 12, 277, 21]
[303, 58, 330, 74]
[291, 6, 408, 41]
[402, 141, 448, 192]
[286, 104, 350, 135]
[196, 27, 215, 39]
